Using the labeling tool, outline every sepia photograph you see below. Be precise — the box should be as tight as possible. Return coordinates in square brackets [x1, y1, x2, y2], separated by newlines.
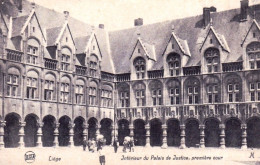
[0, 0, 260, 164]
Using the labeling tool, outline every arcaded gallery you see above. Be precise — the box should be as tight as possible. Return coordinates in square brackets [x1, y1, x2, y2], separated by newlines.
[0, 0, 260, 149]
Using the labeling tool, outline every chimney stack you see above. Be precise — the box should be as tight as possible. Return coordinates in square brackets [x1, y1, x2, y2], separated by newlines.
[17, 0, 22, 12]
[240, 0, 249, 21]
[99, 24, 104, 29]
[134, 18, 143, 26]
[63, 11, 69, 20]
[203, 6, 216, 27]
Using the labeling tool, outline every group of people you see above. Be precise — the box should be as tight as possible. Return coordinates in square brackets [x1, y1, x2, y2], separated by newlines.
[112, 137, 135, 153]
[82, 138, 105, 153]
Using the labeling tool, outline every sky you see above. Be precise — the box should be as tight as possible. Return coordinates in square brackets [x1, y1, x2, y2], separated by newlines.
[28, 0, 260, 31]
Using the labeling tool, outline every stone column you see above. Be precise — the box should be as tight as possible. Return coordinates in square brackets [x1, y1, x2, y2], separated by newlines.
[0, 121, 6, 148]
[199, 124, 205, 148]
[68, 122, 75, 147]
[129, 123, 134, 138]
[145, 124, 150, 147]
[36, 122, 43, 147]
[53, 123, 59, 147]
[96, 124, 100, 139]
[18, 122, 26, 148]
[179, 124, 186, 149]
[82, 122, 88, 141]
[161, 124, 168, 149]
[219, 124, 225, 149]
[111, 125, 115, 145]
[241, 124, 247, 150]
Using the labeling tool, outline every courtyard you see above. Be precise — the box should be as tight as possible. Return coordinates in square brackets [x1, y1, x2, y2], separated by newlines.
[0, 146, 259, 165]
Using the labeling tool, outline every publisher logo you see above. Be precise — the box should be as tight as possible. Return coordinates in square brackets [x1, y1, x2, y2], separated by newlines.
[24, 151, 36, 163]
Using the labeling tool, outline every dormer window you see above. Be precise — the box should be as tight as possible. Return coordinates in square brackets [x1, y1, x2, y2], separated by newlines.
[27, 45, 38, 64]
[61, 54, 70, 71]
[138, 48, 140, 53]
[93, 46, 95, 50]
[247, 42, 260, 70]
[210, 39, 213, 44]
[205, 48, 220, 73]
[172, 43, 174, 49]
[134, 57, 145, 79]
[32, 27, 35, 32]
[66, 37, 68, 42]
[167, 53, 180, 76]
[253, 32, 256, 38]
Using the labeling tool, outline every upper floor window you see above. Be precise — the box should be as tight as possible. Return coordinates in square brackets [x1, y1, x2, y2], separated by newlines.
[60, 82, 70, 103]
[75, 85, 84, 104]
[44, 80, 54, 101]
[89, 81, 97, 106]
[133, 82, 146, 106]
[167, 53, 180, 76]
[205, 76, 220, 103]
[90, 55, 98, 77]
[149, 80, 163, 106]
[226, 75, 241, 103]
[247, 42, 260, 70]
[204, 48, 220, 73]
[61, 54, 70, 71]
[118, 83, 130, 108]
[167, 79, 180, 105]
[134, 57, 145, 79]
[101, 88, 112, 108]
[27, 45, 38, 64]
[26, 77, 37, 99]
[6, 74, 18, 97]
[185, 78, 200, 104]
[249, 82, 260, 101]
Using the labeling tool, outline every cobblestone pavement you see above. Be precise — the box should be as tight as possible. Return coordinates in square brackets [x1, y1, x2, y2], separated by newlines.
[0, 146, 259, 165]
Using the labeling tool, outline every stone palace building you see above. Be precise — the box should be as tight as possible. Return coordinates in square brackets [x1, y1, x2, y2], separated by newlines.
[0, 0, 260, 149]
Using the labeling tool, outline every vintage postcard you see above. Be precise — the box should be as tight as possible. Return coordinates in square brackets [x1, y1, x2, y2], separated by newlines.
[0, 0, 260, 164]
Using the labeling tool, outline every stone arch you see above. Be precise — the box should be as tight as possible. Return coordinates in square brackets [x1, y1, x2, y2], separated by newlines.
[204, 117, 220, 147]
[166, 118, 180, 147]
[4, 113, 21, 148]
[100, 118, 113, 145]
[133, 119, 146, 146]
[185, 118, 200, 147]
[247, 116, 260, 148]
[225, 117, 242, 148]
[42, 115, 56, 147]
[118, 119, 130, 145]
[150, 118, 162, 146]
[28, 37, 41, 46]
[58, 115, 71, 146]
[88, 117, 98, 140]
[73, 116, 85, 146]
[24, 113, 39, 147]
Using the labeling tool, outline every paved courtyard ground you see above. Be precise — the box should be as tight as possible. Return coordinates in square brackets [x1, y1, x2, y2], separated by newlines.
[0, 146, 259, 165]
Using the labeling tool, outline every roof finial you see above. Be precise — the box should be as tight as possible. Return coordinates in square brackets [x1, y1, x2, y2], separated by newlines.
[137, 29, 141, 38]
[171, 25, 175, 32]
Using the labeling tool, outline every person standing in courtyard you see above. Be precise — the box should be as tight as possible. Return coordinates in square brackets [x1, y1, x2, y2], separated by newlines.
[99, 148, 106, 165]
[129, 137, 134, 152]
[113, 138, 119, 153]
[83, 139, 87, 151]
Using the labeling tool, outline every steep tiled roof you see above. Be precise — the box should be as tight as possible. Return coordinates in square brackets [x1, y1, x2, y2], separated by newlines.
[12, 15, 28, 37]
[75, 35, 91, 54]
[109, 5, 260, 73]
[46, 26, 63, 46]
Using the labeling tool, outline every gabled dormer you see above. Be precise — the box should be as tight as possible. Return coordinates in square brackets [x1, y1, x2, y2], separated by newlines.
[75, 32, 102, 78]
[162, 29, 191, 77]
[46, 11, 76, 72]
[11, 6, 46, 65]
[130, 37, 156, 80]
[241, 20, 260, 70]
[200, 25, 230, 74]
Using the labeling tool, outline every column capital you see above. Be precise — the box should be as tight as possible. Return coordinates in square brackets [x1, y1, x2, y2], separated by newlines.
[19, 122, 26, 127]
[199, 124, 205, 129]
[219, 124, 225, 129]
[145, 124, 150, 129]
[37, 122, 43, 128]
[180, 124, 185, 129]
[0, 121, 6, 127]
[162, 124, 167, 129]
[241, 124, 247, 129]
